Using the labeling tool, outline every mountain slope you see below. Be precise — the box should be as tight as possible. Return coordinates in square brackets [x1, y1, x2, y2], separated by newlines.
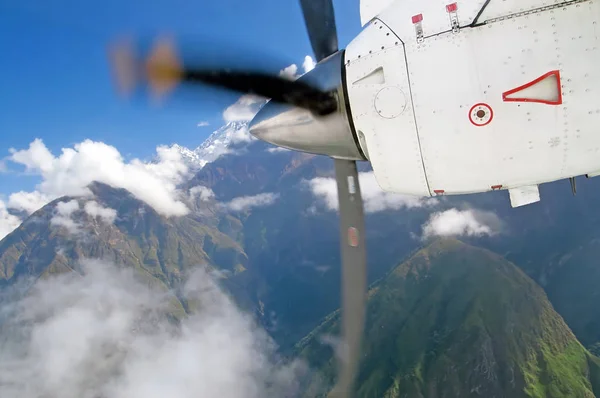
[298, 239, 600, 398]
[542, 238, 600, 352]
[190, 143, 439, 349]
[468, 178, 600, 352]
[0, 183, 250, 306]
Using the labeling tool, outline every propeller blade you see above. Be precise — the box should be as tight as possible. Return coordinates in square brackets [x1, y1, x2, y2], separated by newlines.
[329, 159, 367, 398]
[107, 37, 338, 116]
[299, 0, 339, 62]
[107, 38, 140, 97]
[178, 69, 337, 116]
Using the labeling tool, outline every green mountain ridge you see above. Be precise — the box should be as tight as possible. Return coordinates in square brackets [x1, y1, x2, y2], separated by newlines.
[298, 239, 600, 398]
[543, 238, 600, 352]
[0, 183, 247, 277]
[0, 182, 258, 314]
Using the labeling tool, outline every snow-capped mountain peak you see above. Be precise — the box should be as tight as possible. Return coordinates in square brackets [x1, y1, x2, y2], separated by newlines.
[171, 121, 253, 170]
[170, 144, 207, 168]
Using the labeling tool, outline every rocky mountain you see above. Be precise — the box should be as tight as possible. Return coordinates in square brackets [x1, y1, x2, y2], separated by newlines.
[298, 239, 600, 398]
[0, 182, 255, 312]
[186, 140, 442, 348]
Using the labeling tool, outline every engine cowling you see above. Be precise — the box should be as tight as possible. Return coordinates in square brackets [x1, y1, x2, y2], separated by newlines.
[343, 19, 431, 197]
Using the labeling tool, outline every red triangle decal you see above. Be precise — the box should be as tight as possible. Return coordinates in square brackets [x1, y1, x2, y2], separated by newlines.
[502, 70, 562, 105]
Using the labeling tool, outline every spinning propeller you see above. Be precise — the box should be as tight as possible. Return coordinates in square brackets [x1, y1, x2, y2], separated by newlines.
[109, 1, 367, 396]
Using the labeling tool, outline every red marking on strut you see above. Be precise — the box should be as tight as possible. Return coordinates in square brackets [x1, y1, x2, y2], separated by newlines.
[491, 185, 503, 190]
[412, 14, 423, 24]
[348, 227, 359, 247]
[446, 3, 458, 12]
[502, 70, 563, 105]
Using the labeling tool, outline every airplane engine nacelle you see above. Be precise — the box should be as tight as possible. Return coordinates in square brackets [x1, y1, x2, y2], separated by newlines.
[345, 0, 600, 207]
[344, 20, 430, 197]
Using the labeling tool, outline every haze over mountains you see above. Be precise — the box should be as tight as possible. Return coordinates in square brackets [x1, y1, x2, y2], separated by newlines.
[3, 113, 600, 397]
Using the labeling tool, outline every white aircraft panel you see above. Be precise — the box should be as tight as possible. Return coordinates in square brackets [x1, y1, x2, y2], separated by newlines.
[554, 1, 600, 178]
[360, 0, 396, 26]
[509, 185, 541, 207]
[378, 0, 488, 43]
[345, 21, 430, 196]
[477, 0, 574, 23]
[403, 0, 600, 194]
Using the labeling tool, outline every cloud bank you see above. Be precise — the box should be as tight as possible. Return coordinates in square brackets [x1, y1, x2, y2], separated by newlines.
[0, 260, 307, 398]
[279, 55, 316, 80]
[6, 139, 190, 218]
[0, 200, 21, 240]
[223, 95, 266, 124]
[50, 199, 80, 234]
[308, 172, 438, 213]
[189, 186, 215, 202]
[266, 147, 291, 154]
[223, 56, 316, 124]
[7, 191, 52, 215]
[84, 201, 117, 224]
[222, 193, 279, 212]
[279, 64, 299, 80]
[303, 56, 316, 73]
[421, 208, 501, 239]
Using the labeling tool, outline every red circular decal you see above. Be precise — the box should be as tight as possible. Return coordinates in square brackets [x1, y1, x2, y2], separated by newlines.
[469, 103, 494, 127]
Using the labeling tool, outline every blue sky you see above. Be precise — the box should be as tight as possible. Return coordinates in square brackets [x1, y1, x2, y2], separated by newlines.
[0, 0, 362, 196]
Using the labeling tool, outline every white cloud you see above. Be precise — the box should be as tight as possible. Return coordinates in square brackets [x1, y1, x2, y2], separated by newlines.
[8, 191, 53, 215]
[360, 173, 439, 212]
[7, 139, 190, 218]
[303, 56, 316, 73]
[223, 95, 266, 123]
[9, 138, 55, 173]
[279, 64, 299, 80]
[84, 201, 117, 224]
[50, 199, 80, 234]
[266, 147, 290, 154]
[279, 56, 315, 81]
[222, 193, 279, 212]
[227, 123, 253, 144]
[221, 55, 314, 124]
[189, 186, 215, 202]
[421, 208, 500, 239]
[197, 121, 210, 127]
[308, 172, 438, 213]
[308, 177, 339, 211]
[0, 200, 22, 241]
[55, 199, 79, 215]
[0, 260, 308, 398]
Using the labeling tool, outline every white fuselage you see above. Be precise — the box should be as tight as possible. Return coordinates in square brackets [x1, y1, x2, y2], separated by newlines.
[345, 0, 600, 206]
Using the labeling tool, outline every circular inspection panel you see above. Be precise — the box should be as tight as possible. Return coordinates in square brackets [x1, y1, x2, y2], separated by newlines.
[374, 86, 407, 119]
[469, 103, 494, 126]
